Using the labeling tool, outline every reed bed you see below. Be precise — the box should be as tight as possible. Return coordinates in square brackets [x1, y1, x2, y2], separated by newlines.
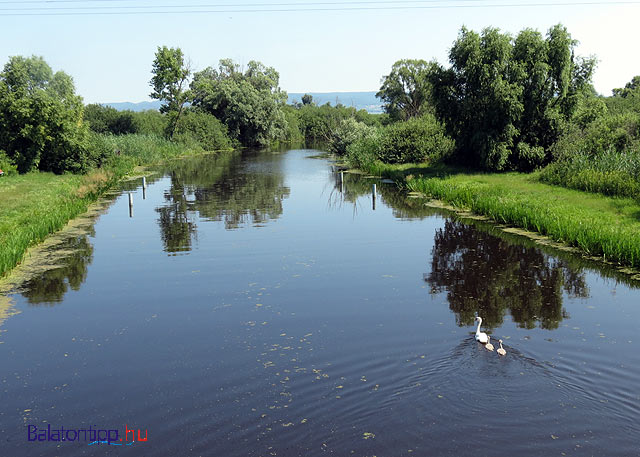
[539, 149, 640, 199]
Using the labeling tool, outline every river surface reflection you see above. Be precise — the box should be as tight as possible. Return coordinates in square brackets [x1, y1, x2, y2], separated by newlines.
[1, 149, 639, 456]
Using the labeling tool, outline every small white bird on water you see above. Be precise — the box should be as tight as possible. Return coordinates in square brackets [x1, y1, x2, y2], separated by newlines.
[497, 340, 507, 356]
[485, 335, 494, 351]
[474, 316, 488, 344]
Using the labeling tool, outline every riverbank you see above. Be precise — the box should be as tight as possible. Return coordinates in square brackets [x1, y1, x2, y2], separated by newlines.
[0, 134, 229, 277]
[353, 160, 640, 270]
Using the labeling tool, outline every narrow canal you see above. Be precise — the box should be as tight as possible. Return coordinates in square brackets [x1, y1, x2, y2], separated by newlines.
[1, 149, 639, 456]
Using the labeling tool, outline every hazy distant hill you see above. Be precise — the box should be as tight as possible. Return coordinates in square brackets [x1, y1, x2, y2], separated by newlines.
[105, 91, 383, 113]
[104, 101, 163, 112]
[288, 92, 382, 113]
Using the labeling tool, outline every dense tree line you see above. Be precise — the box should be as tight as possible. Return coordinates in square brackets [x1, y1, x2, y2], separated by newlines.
[3, 27, 638, 183]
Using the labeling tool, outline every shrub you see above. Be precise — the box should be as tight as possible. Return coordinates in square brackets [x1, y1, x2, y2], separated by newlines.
[345, 130, 382, 168]
[0, 150, 18, 176]
[84, 104, 137, 135]
[328, 118, 376, 155]
[173, 111, 232, 151]
[132, 110, 167, 136]
[377, 114, 455, 164]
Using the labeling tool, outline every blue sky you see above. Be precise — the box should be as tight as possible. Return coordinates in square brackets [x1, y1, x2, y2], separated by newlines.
[1, 1, 639, 103]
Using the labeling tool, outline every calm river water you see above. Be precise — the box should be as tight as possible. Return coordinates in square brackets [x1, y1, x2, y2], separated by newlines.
[1, 149, 639, 456]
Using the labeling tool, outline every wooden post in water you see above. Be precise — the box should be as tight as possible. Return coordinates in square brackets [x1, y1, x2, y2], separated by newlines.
[142, 176, 147, 200]
[340, 171, 344, 194]
[372, 184, 376, 210]
[128, 192, 134, 218]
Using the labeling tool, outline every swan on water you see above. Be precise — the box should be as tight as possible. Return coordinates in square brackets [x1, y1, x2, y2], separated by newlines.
[474, 317, 488, 344]
[497, 340, 507, 356]
[485, 335, 494, 351]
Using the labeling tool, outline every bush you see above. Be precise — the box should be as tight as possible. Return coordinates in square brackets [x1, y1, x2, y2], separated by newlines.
[132, 110, 167, 136]
[173, 111, 232, 151]
[328, 118, 376, 155]
[377, 114, 455, 164]
[84, 104, 137, 135]
[345, 130, 382, 168]
[0, 150, 18, 176]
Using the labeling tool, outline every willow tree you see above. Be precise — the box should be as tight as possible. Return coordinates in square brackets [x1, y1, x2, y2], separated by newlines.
[431, 24, 596, 171]
[377, 59, 436, 121]
[190, 59, 288, 147]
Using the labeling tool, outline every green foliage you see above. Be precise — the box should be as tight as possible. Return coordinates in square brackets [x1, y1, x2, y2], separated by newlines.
[377, 115, 455, 164]
[84, 104, 137, 135]
[345, 131, 382, 169]
[172, 110, 232, 151]
[0, 151, 18, 176]
[327, 118, 376, 155]
[612, 75, 640, 98]
[131, 110, 167, 136]
[431, 25, 595, 171]
[539, 148, 640, 199]
[150, 46, 191, 138]
[606, 75, 640, 115]
[0, 55, 90, 174]
[281, 105, 304, 144]
[377, 59, 436, 121]
[295, 103, 382, 144]
[191, 59, 288, 147]
[301, 93, 313, 105]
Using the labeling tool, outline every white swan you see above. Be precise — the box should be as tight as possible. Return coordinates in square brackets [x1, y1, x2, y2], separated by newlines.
[485, 335, 494, 351]
[497, 340, 507, 356]
[474, 317, 488, 344]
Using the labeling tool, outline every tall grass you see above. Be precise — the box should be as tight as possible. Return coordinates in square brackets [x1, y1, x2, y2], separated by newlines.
[0, 134, 207, 277]
[406, 173, 640, 268]
[539, 148, 640, 199]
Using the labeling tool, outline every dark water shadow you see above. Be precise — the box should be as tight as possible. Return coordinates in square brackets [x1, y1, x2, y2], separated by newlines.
[425, 219, 588, 330]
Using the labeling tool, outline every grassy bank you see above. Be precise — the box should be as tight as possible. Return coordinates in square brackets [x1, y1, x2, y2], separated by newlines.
[355, 160, 640, 269]
[0, 134, 224, 277]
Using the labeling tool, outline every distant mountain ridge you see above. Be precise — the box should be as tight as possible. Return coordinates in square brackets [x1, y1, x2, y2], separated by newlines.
[104, 91, 383, 114]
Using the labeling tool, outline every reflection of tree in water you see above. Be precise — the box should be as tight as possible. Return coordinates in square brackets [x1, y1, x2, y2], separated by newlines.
[21, 234, 94, 305]
[426, 220, 589, 330]
[156, 151, 290, 253]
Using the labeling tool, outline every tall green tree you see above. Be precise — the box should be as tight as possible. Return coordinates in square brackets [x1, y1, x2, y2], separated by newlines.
[150, 46, 191, 139]
[431, 25, 595, 171]
[377, 59, 435, 121]
[0, 56, 89, 173]
[190, 59, 288, 147]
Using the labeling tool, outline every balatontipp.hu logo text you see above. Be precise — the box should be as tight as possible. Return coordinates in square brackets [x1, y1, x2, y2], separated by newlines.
[27, 424, 148, 446]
